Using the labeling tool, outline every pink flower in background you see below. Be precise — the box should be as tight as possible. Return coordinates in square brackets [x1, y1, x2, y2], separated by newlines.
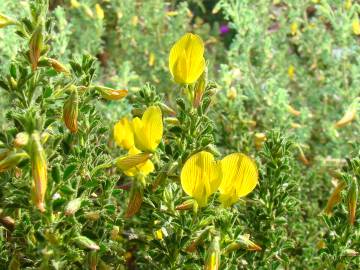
[220, 24, 230, 35]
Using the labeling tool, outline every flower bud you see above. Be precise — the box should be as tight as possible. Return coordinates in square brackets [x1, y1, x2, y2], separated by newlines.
[13, 132, 29, 148]
[64, 198, 82, 216]
[297, 146, 309, 166]
[287, 105, 301, 116]
[223, 242, 241, 255]
[186, 227, 212, 253]
[227, 87, 237, 100]
[63, 87, 79, 133]
[175, 199, 195, 210]
[30, 132, 48, 212]
[159, 102, 176, 116]
[347, 179, 358, 225]
[204, 235, 220, 270]
[110, 226, 121, 240]
[290, 122, 302, 129]
[29, 26, 43, 71]
[74, 235, 100, 250]
[48, 58, 70, 74]
[254, 133, 266, 150]
[237, 234, 262, 251]
[83, 5, 94, 18]
[335, 109, 356, 128]
[193, 71, 207, 108]
[0, 13, 16, 28]
[0, 148, 10, 161]
[125, 182, 143, 218]
[0, 151, 29, 172]
[165, 117, 180, 125]
[95, 86, 128, 101]
[324, 181, 346, 215]
[85, 211, 100, 221]
[116, 152, 152, 171]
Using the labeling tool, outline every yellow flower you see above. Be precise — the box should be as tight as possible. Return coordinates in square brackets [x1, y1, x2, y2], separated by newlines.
[180, 151, 222, 207]
[219, 153, 258, 207]
[114, 117, 134, 150]
[70, 0, 80, 8]
[117, 146, 154, 177]
[95, 4, 104, 20]
[169, 33, 206, 84]
[290, 22, 298, 36]
[148, 52, 155, 67]
[352, 18, 360, 36]
[288, 65, 295, 80]
[132, 106, 163, 152]
[154, 229, 163, 240]
[345, 0, 352, 10]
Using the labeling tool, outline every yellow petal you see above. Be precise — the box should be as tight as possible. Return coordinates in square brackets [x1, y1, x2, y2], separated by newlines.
[121, 147, 154, 177]
[169, 33, 206, 84]
[219, 153, 258, 207]
[114, 118, 134, 150]
[132, 106, 163, 152]
[180, 151, 221, 207]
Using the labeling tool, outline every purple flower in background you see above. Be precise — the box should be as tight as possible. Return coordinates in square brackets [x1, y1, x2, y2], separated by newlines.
[219, 24, 230, 35]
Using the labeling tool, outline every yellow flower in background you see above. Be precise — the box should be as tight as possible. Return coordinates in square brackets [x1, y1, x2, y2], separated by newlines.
[30, 132, 48, 212]
[290, 22, 298, 36]
[288, 65, 295, 80]
[148, 52, 155, 67]
[218, 153, 258, 207]
[352, 17, 360, 36]
[132, 106, 163, 152]
[169, 33, 205, 84]
[95, 4, 104, 20]
[114, 118, 134, 150]
[70, 0, 80, 8]
[180, 151, 222, 207]
[117, 146, 154, 177]
[345, 0, 352, 10]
